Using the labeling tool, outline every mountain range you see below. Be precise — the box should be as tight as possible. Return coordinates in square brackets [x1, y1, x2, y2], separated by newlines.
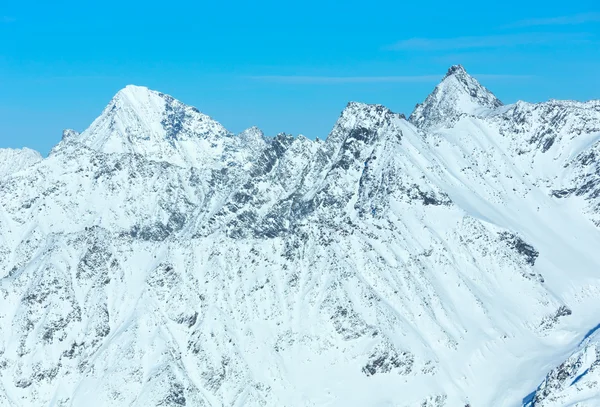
[1, 65, 600, 406]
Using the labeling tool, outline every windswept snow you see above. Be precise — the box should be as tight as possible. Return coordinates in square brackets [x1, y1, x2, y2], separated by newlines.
[1, 67, 600, 407]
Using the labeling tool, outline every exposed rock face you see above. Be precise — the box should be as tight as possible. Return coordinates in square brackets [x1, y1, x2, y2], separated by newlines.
[1, 67, 600, 407]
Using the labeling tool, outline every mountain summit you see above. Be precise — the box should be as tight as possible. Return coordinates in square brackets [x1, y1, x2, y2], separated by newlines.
[58, 85, 232, 167]
[409, 64, 503, 129]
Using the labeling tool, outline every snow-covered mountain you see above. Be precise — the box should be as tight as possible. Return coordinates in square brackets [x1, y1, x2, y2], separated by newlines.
[1, 65, 600, 407]
[409, 65, 503, 129]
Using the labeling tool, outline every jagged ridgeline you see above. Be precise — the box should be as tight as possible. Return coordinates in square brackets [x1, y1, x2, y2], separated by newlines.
[1, 66, 600, 407]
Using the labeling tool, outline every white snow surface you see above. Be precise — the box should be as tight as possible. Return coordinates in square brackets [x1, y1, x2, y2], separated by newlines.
[1, 67, 600, 407]
[0, 148, 42, 180]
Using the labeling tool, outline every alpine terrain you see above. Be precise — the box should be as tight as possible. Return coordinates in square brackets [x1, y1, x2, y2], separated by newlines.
[2, 65, 600, 407]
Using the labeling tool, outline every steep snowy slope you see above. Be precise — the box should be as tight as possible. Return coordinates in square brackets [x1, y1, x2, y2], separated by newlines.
[0, 148, 42, 180]
[524, 328, 600, 407]
[1, 67, 600, 407]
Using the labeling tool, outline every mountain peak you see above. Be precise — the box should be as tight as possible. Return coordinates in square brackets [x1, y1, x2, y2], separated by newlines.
[339, 102, 404, 126]
[238, 126, 267, 147]
[65, 85, 230, 166]
[333, 102, 402, 135]
[409, 65, 503, 129]
[107, 84, 169, 114]
[324, 101, 405, 149]
[239, 126, 264, 138]
[111, 84, 160, 105]
[62, 129, 80, 140]
[444, 64, 467, 78]
[115, 83, 149, 94]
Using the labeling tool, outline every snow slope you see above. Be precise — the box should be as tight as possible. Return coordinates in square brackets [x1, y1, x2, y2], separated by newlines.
[1, 66, 600, 407]
[524, 328, 600, 407]
[0, 148, 42, 180]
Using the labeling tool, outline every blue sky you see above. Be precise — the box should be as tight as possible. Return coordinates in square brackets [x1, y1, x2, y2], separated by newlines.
[0, 1, 599, 155]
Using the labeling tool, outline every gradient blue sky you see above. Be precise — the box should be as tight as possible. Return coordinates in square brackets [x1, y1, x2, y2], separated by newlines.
[1, 1, 599, 155]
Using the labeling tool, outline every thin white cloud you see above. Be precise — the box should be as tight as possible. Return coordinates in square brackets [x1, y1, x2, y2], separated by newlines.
[247, 74, 531, 84]
[246, 75, 441, 84]
[509, 12, 600, 27]
[385, 32, 592, 51]
[0, 16, 15, 23]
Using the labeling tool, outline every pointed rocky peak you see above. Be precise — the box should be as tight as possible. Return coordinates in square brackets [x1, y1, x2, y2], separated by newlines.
[320, 102, 407, 173]
[338, 102, 401, 127]
[443, 64, 468, 79]
[236, 126, 269, 156]
[238, 126, 266, 144]
[326, 102, 405, 147]
[409, 65, 503, 129]
[330, 102, 404, 140]
[271, 132, 296, 155]
[62, 129, 80, 140]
